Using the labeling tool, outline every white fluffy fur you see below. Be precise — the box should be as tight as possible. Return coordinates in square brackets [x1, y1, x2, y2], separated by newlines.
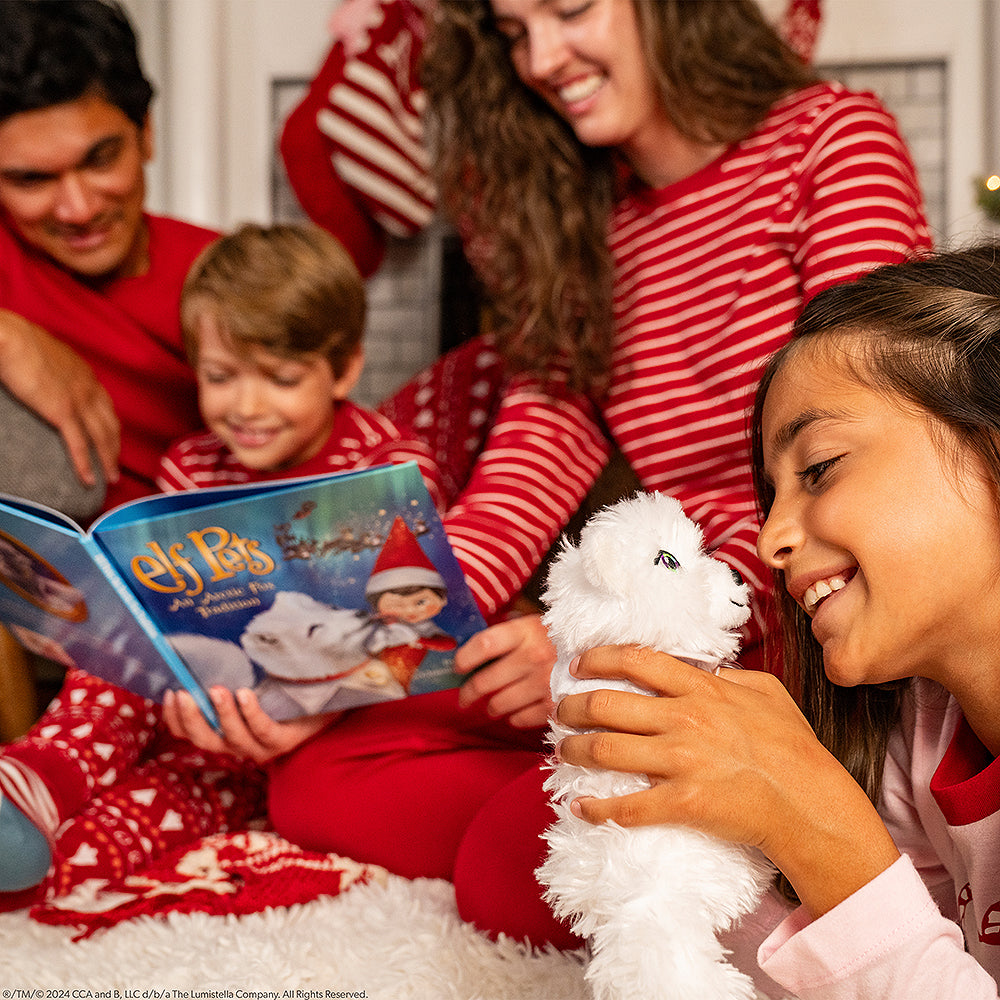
[537, 492, 775, 1000]
[0, 875, 590, 997]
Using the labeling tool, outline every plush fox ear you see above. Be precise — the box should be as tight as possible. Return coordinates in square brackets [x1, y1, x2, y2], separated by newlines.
[577, 513, 632, 596]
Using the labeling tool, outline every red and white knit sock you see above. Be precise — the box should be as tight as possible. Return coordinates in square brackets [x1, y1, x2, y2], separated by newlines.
[311, 0, 435, 238]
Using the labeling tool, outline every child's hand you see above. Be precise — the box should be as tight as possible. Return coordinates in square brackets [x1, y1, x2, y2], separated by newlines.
[555, 645, 901, 918]
[163, 687, 339, 765]
[455, 613, 556, 728]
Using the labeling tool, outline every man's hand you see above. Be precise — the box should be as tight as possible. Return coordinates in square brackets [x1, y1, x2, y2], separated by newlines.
[0, 309, 119, 486]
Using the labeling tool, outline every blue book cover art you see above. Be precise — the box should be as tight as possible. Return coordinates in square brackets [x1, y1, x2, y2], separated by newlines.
[0, 499, 216, 721]
[91, 463, 485, 720]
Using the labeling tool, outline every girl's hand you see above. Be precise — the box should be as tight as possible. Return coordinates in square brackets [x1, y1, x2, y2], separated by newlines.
[163, 687, 339, 765]
[555, 645, 900, 918]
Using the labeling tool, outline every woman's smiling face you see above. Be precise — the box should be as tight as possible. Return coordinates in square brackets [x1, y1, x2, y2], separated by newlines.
[756, 339, 1000, 692]
[489, 0, 671, 160]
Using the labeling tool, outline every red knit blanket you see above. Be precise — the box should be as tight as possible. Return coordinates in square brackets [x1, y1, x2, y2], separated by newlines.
[29, 830, 386, 939]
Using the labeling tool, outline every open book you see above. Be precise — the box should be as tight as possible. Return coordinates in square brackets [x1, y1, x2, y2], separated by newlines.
[0, 462, 484, 724]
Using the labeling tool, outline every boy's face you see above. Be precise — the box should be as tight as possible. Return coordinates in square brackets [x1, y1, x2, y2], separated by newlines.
[193, 312, 360, 472]
[376, 588, 447, 623]
[0, 92, 152, 281]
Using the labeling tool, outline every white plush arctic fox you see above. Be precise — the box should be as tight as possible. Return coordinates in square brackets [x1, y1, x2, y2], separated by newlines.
[537, 491, 776, 1000]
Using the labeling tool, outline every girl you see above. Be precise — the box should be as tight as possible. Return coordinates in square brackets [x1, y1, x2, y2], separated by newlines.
[557, 244, 1000, 995]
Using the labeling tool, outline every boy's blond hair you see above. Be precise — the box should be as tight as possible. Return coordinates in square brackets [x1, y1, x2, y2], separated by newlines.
[181, 222, 366, 378]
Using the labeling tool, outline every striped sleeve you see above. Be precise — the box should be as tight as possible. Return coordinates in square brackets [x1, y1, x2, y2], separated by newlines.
[156, 432, 250, 492]
[443, 377, 611, 619]
[310, 0, 435, 238]
[790, 90, 932, 295]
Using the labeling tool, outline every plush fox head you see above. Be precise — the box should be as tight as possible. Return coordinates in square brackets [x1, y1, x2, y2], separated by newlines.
[543, 492, 751, 701]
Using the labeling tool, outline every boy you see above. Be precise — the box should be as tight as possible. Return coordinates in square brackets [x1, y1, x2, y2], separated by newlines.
[0, 223, 444, 901]
[158, 222, 443, 503]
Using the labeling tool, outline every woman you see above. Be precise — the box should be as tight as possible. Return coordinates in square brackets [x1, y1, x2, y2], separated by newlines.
[176, 0, 934, 950]
[409, 0, 931, 684]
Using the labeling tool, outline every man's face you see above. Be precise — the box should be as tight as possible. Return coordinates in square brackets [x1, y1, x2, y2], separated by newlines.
[0, 91, 152, 281]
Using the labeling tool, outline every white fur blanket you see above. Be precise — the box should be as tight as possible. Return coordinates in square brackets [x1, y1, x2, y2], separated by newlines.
[0, 875, 588, 997]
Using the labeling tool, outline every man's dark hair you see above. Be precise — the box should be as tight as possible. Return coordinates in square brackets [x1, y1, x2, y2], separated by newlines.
[0, 1, 153, 126]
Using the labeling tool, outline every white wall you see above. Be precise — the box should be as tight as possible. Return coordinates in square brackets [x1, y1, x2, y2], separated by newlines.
[126, 0, 337, 229]
[816, 0, 990, 243]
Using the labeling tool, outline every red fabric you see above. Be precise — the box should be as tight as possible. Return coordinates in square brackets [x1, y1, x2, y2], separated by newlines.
[381, 340, 611, 619]
[780, 0, 823, 64]
[0, 669, 267, 906]
[279, 0, 433, 273]
[29, 830, 384, 939]
[0, 215, 215, 510]
[603, 83, 929, 646]
[267, 689, 576, 948]
[930, 716, 1000, 827]
[280, 63, 386, 278]
[454, 762, 580, 950]
[378, 338, 507, 507]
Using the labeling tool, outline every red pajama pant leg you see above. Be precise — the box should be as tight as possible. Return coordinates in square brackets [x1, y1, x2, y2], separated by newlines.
[268, 710, 580, 949]
[269, 740, 540, 881]
[453, 761, 581, 950]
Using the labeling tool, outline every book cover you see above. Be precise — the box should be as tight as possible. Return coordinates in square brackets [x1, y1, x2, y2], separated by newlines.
[0, 463, 484, 722]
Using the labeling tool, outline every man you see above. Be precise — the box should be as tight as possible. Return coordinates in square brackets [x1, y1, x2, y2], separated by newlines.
[0, 0, 215, 516]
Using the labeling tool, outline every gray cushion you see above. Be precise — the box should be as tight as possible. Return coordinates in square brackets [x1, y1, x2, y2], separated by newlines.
[0, 388, 106, 524]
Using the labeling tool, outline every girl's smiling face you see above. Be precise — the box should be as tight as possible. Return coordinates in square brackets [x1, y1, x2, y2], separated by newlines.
[756, 340, 1000, 693]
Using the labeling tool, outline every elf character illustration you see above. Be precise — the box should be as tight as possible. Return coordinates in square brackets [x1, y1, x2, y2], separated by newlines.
[364, 516, 456, 693]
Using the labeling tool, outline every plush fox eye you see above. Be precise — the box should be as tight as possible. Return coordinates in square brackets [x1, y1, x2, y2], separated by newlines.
[730, 567, 744, 586]
[653, 550, 681, 570]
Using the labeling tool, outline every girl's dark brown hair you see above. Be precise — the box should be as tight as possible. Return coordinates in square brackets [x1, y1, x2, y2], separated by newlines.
[750, 244, 1000, 814]
[422, 0, 816, 393]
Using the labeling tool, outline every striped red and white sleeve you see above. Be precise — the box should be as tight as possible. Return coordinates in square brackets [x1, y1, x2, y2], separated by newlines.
[156, 432, 248, 492]
[789, 89, 932, 296]
[442, 377, 611, 619]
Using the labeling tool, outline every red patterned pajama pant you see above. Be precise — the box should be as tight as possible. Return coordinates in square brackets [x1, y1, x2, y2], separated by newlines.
[0, 668, 267, 907]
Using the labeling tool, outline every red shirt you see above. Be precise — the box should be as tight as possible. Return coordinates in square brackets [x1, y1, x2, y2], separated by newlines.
[0, 214, 217, 510]
[158, 399, 446, 517]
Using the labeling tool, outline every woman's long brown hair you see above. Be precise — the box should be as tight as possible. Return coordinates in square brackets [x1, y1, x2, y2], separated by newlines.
[422, 0, 815, 393]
